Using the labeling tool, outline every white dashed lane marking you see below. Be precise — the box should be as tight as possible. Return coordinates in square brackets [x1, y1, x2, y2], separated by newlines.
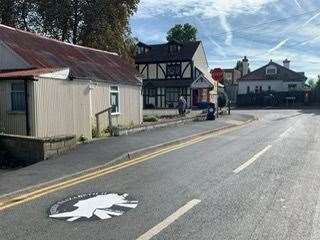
[233, 145, 272, 174]
[136, 199, 201, 240]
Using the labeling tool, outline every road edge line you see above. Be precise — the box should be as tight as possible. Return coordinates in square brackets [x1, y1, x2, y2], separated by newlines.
[0, 116, 256, 202]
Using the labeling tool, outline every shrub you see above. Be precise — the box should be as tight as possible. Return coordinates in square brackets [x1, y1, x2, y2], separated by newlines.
[78, 134, 88, 143]
[143, 115, 159, 122]
[92, 127, 98, 138]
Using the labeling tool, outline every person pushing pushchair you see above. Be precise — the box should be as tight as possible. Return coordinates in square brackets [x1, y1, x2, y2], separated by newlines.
[178, 96, 187, 116]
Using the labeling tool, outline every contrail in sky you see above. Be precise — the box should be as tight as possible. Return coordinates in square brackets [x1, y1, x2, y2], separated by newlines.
[294, 0, 302, 8]
[268, 38, 289, 53]
[303, 12, 320, 26]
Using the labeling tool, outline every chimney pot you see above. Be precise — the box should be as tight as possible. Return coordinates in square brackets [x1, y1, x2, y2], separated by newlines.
[283, 58, 290, 69]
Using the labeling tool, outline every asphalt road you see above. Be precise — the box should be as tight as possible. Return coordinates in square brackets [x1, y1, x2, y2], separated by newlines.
[1, 109, 320, 240]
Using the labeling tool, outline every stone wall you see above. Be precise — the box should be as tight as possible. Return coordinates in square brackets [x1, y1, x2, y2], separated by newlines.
[0, 134, 76, 167]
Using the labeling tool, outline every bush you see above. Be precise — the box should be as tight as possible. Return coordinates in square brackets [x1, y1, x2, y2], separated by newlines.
[92, 127, 98, 138]
[218, 94, 227, 108]
[78, 134, 88, 143]
[143, 115, 159, 122]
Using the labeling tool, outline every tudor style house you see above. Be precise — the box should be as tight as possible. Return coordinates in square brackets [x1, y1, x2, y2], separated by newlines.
[135, 40, 216, 109]
[238, 59, 307, 95]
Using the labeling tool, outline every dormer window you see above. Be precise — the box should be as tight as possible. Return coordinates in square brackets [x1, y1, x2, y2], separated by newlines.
[168, 41, 182, 54]
[266, 65, 277, 75]
[137, 46, 145, 55]
[137, 42, 151, 55]
[169, 44, 179, 54]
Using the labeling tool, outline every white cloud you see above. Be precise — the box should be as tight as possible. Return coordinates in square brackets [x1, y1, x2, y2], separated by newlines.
[136, 0, 279, 18]
[218, 14, 232, 45]
[135, 0, 280, 45]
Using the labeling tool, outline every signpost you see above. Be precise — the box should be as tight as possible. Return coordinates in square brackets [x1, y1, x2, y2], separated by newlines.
[210, 68, 224, 82]
[210, 68, 224, 118]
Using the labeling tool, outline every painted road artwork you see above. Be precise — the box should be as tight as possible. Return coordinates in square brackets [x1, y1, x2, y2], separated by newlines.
[49, 192, 138, 222]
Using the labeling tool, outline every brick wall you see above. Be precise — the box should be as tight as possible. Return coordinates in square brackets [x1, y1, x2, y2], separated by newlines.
[0, 134, 76, 167]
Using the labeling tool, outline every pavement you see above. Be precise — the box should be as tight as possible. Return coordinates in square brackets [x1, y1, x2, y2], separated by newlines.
[2, 109, 320, 240]
[0, 112, 253, 196]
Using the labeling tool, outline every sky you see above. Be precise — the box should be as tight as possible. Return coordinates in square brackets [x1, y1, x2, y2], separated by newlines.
[130, 0, 320, 79]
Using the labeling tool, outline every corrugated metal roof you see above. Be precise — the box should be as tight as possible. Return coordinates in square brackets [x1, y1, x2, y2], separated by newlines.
[0, 24, 141, 85]
[0, 68, 64, 79]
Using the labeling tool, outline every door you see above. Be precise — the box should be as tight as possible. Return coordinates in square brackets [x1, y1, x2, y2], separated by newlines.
[192, 89, 198, 107]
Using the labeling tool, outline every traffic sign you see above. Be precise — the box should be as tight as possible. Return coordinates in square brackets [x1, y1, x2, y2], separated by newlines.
[210, 68, 224, 82]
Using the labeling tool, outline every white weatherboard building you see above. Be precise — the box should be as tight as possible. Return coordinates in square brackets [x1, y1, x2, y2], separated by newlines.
[238, 59, 306, 95]
[0, 24, 143, 139]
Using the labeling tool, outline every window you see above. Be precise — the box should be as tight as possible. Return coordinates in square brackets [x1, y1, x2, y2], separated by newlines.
[266, 66, 277, 75]
[169, 44, 180, 54]
[11, 82, 25, 111]
[110, 86, 119, 114]
[166, 64, 181, 77]
[268, 86, 271, 91]
[165, 88, 190, 108]
[259, 86, 262, 92]
[137, 47, 144, 55]
[157, 88, 166, 108]
[247, 86, 250, 93]
[288, 84, 297, 91]
[255, 86, 259, 93]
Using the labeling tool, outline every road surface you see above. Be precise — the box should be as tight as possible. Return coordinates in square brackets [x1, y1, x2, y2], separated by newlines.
[1, 109, 320, 240]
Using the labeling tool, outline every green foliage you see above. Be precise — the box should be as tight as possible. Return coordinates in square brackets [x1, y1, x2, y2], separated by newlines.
[92, 126, 98, 138]
[307, 79, 316, 89]
[167, 23, 197, 43]
[218, 93, 227, 108]
[0, 0, 140, 61]
[316, 77, 320, 89]
[235, 61, 242, 71]
[143, 115, 159, 123]
[78, 134, 88, 143]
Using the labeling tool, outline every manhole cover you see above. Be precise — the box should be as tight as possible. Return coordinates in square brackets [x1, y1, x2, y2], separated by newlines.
[49, 192, 138, 222]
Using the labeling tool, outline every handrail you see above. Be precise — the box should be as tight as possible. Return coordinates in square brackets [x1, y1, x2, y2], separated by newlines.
[95, 107, 113, 137]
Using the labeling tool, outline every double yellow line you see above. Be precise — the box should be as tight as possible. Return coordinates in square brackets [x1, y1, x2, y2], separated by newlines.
[0, 124, 243, 211]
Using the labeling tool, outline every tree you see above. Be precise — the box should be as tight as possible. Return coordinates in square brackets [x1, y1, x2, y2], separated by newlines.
[235, 61, 242, 72]
[0, 0, 140, 61]
[235, 60, 250, 75]
[0, 0, 35, 29]
[307, 79, 316, 89]
[167, 23, 197, 43]
[316, 75, 320, 89]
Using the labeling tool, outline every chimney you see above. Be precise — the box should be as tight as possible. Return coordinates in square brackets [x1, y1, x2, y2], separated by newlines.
[242, 56, 249, 76]
[283, 58, 290, 69]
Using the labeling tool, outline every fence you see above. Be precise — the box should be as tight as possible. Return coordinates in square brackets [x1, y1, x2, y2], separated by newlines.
[237, 91, 306, 107]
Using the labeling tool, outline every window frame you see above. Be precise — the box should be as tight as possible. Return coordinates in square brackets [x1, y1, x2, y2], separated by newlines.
[110, 86, 120, 115]
[288, 84, 297, 91]
[266, 65, 277, 75]
[166, 63, 181, 78]
[10, 81, 26, 112]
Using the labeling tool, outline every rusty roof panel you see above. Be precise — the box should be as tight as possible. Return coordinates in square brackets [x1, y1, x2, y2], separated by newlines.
[0, 25, 140, 85]
[0, 67, 63, 79]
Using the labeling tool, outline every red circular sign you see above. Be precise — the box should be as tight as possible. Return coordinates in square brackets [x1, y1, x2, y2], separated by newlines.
[211, 68, 224, 82]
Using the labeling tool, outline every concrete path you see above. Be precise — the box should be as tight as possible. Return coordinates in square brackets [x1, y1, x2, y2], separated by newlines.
[0, 113, 253, 196]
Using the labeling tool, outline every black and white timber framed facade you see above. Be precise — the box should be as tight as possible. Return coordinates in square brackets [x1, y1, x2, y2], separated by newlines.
[135, 40, 216, 109]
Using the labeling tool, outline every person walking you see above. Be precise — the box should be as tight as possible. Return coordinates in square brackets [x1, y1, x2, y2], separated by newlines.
[178, 96, 186, 116]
